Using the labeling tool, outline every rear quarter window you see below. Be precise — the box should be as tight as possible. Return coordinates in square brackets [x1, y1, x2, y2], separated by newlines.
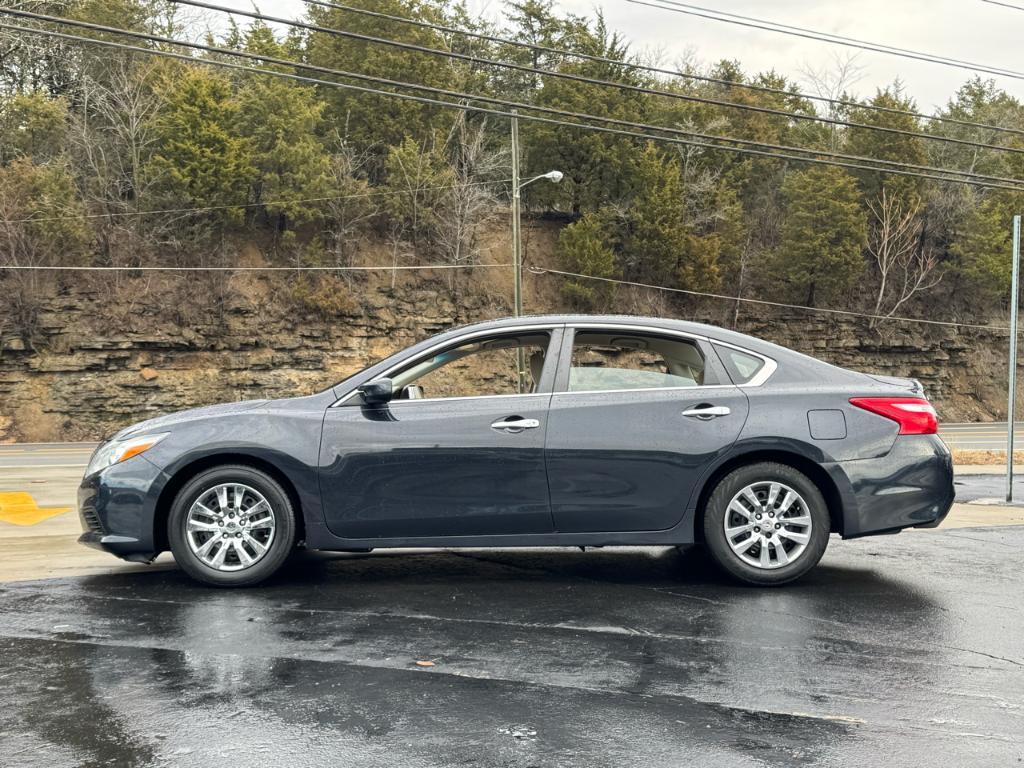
[714, 345, 766, 385]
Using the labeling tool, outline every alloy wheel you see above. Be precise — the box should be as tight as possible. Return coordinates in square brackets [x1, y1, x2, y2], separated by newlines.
[185, 483, 277, 571]
[722, 481, 813, 570]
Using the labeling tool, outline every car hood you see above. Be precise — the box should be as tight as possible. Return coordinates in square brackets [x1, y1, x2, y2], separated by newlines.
[112, 399, 269, 441]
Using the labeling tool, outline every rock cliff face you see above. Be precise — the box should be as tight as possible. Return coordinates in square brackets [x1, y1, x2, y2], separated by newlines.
[0, 274, 503, 441]
[723, 312, 1009, 423]
[0, 271, 1011, 441]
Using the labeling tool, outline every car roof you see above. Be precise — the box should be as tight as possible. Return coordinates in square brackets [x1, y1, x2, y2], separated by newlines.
[446, 314, 789, 357]
[329, 313, 862, 398]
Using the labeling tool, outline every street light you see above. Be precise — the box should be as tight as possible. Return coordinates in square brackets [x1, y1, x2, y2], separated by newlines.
[511, 168, 563, 319]
[525, 170, 564, 185]
[511, 168, 564, 319]
[510, 113, 563, 391]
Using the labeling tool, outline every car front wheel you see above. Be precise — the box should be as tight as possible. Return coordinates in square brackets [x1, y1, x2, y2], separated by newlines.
[702, 462, 830, 586]
[168, 465, 296, 587]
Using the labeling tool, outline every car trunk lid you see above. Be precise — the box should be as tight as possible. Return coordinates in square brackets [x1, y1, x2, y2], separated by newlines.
[866, 374, 925, 396]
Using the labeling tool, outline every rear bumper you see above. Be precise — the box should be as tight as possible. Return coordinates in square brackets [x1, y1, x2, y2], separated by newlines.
[826, 434, 955, 538]
[77, 455, 168, 561]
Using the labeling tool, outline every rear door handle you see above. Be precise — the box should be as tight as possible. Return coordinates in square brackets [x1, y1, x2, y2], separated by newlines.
[491, 417, 540, 433]
[682, 405, 731, 420]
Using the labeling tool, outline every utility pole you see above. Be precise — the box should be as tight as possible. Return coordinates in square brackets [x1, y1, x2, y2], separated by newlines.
[510, 112, 525, 393]
[509, 111, 562, 392]
[1008, 215, 1021, 502]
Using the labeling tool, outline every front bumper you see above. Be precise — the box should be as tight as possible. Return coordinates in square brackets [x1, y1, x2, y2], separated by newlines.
[827, 434, 955, 538]
[77, 455, 169, 560]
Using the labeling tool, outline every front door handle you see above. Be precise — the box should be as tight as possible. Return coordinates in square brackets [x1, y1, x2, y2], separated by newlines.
[491, 417, 540, 433]
[682, 405, 731, 420]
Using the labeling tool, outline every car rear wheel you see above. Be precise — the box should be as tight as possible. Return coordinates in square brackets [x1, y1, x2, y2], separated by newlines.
[702, 462, 830, 586]
[168, 465, 296, 587]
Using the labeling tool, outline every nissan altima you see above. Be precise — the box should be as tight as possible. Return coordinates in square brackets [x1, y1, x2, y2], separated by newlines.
[78, 315, 954, 587]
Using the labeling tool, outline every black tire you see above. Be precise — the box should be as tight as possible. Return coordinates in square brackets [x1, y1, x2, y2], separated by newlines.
[168, 465, 297, 587]
[702, 462, 830, 586]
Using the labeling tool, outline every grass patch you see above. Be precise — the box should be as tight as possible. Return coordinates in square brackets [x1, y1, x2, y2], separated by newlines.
[952, 449, 1024, 466]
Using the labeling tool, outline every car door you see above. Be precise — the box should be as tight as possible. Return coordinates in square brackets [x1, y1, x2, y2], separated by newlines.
[544, 325, 750, 533]
[319, 326, 562, 540]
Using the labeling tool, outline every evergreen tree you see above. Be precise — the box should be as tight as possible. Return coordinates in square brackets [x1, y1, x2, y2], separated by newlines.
[382, 134, 456, 246]
[846, 86, 927, 203]
[772, 165, 867, 306]
[556, 209, 618, 308]
[0, 158, 91, 266]
[951, 190, 1024, 299]
[523, 12, 648, 214]
[0, 92, 68, 164]
[236, 23, 333, 231]
[146, 65, 254, 222]
[304, 0, 461, 153]
[622, 144, 721, 291]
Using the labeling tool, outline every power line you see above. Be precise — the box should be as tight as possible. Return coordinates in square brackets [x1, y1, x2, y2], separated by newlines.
[299, 0, 1024, 140]
[6, 11, 1023, 190]
[528, 267, 1011, 332]
[7, 179, 513, 224]
[5, 16, 1022, 191]
[0, 263, 512, 271]
[630, 0, 1024, 82]
[164, 0, 1024, 159]
[0, 21, 1008, 333]
[982, 0, 1024, 11]
[4, 19, 1023, 191]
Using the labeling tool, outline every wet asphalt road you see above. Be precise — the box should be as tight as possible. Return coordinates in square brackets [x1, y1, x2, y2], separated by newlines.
[955, 473, 1024, 504]
[940, 422, 1024, 451]
[1, 530, 1022, 767]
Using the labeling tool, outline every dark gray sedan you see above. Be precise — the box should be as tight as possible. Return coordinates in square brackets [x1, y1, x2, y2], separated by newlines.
[78, 315, 954, 587]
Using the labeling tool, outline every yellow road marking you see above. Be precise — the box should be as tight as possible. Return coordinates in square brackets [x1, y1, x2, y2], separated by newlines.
[0, 492, 71, 526]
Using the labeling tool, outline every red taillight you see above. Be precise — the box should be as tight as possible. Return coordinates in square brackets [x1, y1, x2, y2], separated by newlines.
[849, 397, 938, 435]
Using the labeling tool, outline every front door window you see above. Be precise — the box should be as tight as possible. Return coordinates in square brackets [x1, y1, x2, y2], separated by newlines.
[391, 332, 551, 400]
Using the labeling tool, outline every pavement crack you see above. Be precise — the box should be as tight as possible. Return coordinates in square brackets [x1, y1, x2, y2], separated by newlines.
[940, 531, 1018, 548]
[933, 644, 1024, 668]
[1, 587, 1019, 676]
[0, 630, 860, 732]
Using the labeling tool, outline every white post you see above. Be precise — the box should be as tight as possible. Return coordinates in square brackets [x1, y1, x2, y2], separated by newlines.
[1007, 215, 1020, 502]
[511, 111, 522, 320]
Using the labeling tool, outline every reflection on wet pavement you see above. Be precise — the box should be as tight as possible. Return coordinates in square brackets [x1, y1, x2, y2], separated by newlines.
[1, 528, 1022, 767]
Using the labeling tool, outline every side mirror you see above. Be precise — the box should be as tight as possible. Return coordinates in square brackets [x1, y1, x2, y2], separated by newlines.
[358, 378, 393, 405]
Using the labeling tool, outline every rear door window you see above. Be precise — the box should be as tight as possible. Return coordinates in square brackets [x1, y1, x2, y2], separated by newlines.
[567, 331, 707, 392]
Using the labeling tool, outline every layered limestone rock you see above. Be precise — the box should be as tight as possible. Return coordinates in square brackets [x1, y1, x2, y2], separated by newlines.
[0, 275, 1009, 441]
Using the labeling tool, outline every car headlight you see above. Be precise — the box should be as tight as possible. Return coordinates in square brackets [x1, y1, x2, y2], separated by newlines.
[86, 433, 168, 476]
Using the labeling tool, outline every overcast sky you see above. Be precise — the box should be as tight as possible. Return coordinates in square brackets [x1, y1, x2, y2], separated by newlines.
[216, 0, 1024, 111]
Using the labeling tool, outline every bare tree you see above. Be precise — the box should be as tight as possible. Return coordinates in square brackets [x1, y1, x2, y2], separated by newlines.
[731, 231, 753, 327]
[0, 161, 89, 343]
[68, 58, 166, 270]
[0, 1, 80, 95]
[799, 52, 866, 151]
[675, 120, 727, 229]
[435, 116, 509, 287]
[322, 137, 378, 268]
[866, 190, 942, 325]
[386, 219, 410, 290]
